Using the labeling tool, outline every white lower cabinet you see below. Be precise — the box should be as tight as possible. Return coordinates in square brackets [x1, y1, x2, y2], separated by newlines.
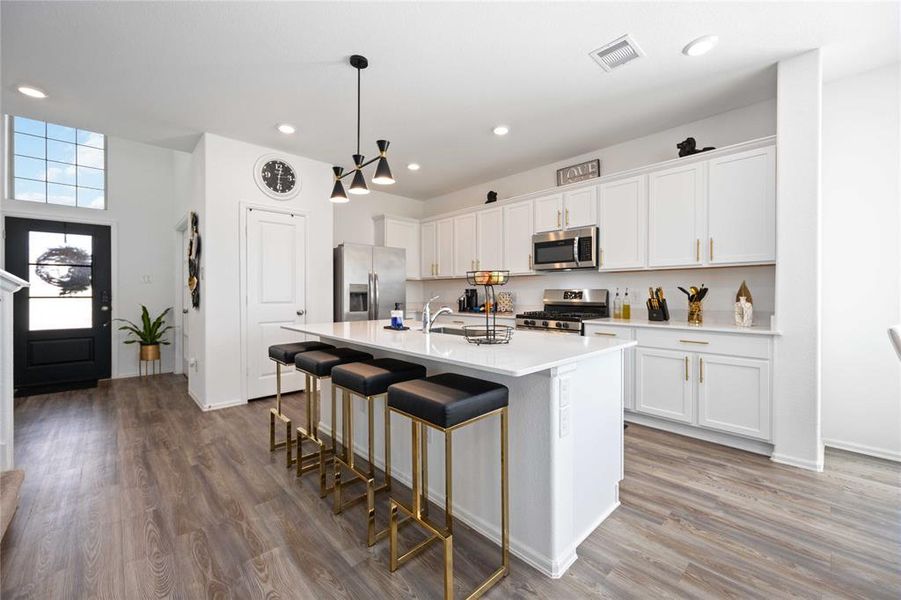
[697, 353, 771, 440]
[584, 324, 634, 409]
[635, 347, 694, 423]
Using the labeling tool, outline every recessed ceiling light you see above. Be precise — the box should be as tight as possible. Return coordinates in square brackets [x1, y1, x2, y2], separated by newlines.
[276, 123, 296, 134]
[493, 125, 509, 136]
[682, 35, 719, 57]
[17, 85, 47, 99]
[407, 163, 420, 171]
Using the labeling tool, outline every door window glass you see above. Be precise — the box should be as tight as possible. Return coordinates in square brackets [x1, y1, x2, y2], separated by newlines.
[27, 231, 93, 331]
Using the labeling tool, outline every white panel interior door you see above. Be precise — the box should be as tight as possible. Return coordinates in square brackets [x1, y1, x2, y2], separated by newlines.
[648, 163, 706, 267]
[502, 200, 534, 274]
[181, 227, 191, 375]
[246, 209, 307, 400]
[599, 175, 647, 270]
[707, 146, 776, 264]
[477, 207, 503, 270]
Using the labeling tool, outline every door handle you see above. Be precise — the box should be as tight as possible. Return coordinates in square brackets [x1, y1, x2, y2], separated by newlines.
[684, 356, 689, 381]
[709, 238, 714, 261]
[182, 308, 189, 314]
[565, 208, 570, 226]
[373, 273, 380, 319]
[699, 357, 704, 383]
[557, 210, 561, 228]
[696, 239, 700, 262]
[296, 309, 305, 316]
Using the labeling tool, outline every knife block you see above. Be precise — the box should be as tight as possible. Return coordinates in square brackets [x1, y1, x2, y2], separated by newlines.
[646, 298, 670, 321]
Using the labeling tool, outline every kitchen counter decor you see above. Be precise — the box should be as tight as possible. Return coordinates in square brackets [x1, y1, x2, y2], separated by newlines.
[465, 270, 513, 345]
[734, 280, 754, 327]
[678, 284, 708, 326]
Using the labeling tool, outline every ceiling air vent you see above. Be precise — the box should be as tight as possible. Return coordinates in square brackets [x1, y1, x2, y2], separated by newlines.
[589, 34, 645, 72]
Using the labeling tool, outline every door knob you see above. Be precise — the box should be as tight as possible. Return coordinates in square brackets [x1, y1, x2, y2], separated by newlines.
[296, 309, 306, 316]
[182, 308, 189, 314]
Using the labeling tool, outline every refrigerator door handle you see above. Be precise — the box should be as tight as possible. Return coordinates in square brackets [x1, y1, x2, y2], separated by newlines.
[367, 272, 374, 320]
[373, 272, 380, 320]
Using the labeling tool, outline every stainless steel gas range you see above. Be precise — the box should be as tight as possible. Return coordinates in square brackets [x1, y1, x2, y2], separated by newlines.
[515, 288, 609, 333]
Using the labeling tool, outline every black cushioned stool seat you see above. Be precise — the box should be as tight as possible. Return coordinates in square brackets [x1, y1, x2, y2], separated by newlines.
[331, 358, 426, 397]
[295, 347, 374, 376]
[387, 372, 509, 429]
[269, 341, 335, 364]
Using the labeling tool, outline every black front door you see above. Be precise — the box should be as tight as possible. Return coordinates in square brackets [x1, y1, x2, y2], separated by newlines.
[5, 217, 112, 394]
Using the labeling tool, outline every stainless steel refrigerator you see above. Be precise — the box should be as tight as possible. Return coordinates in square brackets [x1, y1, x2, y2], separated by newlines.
[334, 243, 406, 322]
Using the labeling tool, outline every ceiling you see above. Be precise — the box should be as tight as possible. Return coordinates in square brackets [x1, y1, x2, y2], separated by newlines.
[2, 2, 898, 199]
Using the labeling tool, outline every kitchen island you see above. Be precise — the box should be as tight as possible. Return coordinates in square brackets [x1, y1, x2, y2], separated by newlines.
[283, 320, 635, 578]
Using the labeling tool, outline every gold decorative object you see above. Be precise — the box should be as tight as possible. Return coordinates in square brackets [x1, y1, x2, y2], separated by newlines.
[688, 300, 703, 326]
[734, 280, 754, 327]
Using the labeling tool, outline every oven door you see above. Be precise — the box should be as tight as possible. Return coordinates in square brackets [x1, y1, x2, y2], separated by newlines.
[532, 231, 579, 270]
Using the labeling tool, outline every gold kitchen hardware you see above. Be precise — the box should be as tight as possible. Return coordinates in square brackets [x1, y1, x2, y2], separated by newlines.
[452, 320, 465, 325]
[695, 239, 700, 262]
[387, 375, 509, 600]
[477, 259, 480, 270]
[700, 357, 704, 383]
[528, 253, 532, 270]
[331, 358, 426, 546]
[709, 238, 714, 261]
[679, 339, 709, 345]
[565, 208, 570, 226]
[557, 210, 562, 228]
[267, 342, 336, 468]
[594, 331, 617, 337]
[599, 248, 603, 267]
[684, 356, 689, 381]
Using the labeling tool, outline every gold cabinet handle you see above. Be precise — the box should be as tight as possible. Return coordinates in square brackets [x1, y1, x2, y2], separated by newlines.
[599, 247, 604, 268]
[684, 356, 689, 381]
[477, 259, 480, 269]
[699, 357, 704, 383]
[696, 239, 700, 262]
[679, 339, 709, 345]
[709, 238, 714, 262]
[557, 210, 561, 228]
[593, 331, 617, 337]
[528, 253, 532, 270]
[452, 320, 465, 324]
[565, 208, 570, 226]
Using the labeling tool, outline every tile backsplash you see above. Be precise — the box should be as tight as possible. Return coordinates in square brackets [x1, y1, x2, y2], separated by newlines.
[406, 265, 775, 316]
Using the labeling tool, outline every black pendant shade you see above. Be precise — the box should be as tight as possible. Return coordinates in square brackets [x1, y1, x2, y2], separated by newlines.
[329, 55, 393, 203]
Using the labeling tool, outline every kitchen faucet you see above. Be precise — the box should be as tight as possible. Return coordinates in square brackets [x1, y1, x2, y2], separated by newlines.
[422, 296, 452, 333]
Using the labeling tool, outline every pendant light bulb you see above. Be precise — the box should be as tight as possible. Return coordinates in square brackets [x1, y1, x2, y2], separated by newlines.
[330, 167, 349, 203]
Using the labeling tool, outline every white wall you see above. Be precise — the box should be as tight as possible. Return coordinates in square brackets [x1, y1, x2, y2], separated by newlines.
[822, 64, 901, 461]
[2, 136, 189, 378]
[423, 99, 776, 217]
[194, 133, 334, 410]
[334, 190, 424, 246]
[772, 50, 824, 471]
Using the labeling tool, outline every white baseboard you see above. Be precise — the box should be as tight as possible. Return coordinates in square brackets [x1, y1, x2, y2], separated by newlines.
[316, 423, 581, 578]
[188, 391, 246, 412]
[770, 453, 824, 472]
[823, 438, 901, 463]
[625, 411, 774, 456]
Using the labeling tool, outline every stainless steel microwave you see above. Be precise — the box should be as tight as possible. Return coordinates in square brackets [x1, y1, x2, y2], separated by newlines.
[531, 226, 599, 271]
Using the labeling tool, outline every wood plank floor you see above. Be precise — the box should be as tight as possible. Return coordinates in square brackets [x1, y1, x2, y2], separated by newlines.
[2, 374, 899, 599]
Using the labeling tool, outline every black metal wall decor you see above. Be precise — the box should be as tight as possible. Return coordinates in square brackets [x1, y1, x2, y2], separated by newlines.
[329, 54, 395, 202]
[188, 211, 201, 309]
[486, 190, 498, 204]
[677, 137, 716, 157]
[35, 246, 92, 296]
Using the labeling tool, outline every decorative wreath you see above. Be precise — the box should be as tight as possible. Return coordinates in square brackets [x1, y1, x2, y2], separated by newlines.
[34, 246, 92, 295]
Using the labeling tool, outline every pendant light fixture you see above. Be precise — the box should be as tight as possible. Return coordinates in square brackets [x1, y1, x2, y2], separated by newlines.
[330, 54, 394, 203]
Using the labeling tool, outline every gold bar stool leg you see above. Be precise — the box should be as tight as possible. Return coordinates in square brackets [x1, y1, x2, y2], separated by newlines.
[445, 429, 453, 534]
[267, 360, 295, 468]
[421, 425, 429, 517]
[294, 372, 334, 479]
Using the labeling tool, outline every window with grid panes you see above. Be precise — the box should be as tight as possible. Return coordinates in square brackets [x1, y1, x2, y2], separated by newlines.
[10, 116, 106, 209]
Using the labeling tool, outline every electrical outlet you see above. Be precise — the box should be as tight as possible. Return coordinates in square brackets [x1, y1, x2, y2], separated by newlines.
[141, 274, 153, 284]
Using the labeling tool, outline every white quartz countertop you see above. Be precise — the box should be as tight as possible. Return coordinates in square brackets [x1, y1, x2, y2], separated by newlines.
[583, 311, 780, 336]
[283, 320, 635, 377]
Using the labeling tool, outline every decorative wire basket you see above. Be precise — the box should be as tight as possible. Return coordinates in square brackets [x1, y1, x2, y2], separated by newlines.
[463, 324, 514, 345]
[463, 271, 513, 345]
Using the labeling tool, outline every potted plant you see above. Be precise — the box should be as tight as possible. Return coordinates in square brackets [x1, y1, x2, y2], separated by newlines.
[115, 305, 173, 362]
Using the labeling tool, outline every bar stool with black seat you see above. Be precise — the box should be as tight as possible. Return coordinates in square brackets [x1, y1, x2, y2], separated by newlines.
[294, 347, 373, 496]
[267, 341, 335, 467]
[330, 358, 427, 546]
[386, 373, 509, 600]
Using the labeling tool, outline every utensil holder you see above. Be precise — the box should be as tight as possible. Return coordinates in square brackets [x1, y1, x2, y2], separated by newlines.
[646, 298, 670, 321]
[688, 300, 703, 325]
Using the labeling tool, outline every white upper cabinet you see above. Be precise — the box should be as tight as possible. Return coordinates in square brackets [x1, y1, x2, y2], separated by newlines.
[562, 186, 598, 229]
[707, 146, 776, 264]
[436, 218, 455, 278]
[502, 200, 534, 274]
[420, 221, 436, 278]
[374, 216, 420, 280]
[598, 176, 647, 270]
[697, 353, 771, 440]
[453, 213, 477, 276]
[648, 162, 706, 267]
[476, 207, 503, 271]
[533, 193, 564, 233]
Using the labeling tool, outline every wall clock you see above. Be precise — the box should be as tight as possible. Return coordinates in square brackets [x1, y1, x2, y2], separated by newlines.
[254, 154, 301, 200]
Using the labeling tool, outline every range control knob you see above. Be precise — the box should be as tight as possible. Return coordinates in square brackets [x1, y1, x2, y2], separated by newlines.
[554, 322, 562, 328]
[560, 322, 569, 329]
[541, 321, 549, 327]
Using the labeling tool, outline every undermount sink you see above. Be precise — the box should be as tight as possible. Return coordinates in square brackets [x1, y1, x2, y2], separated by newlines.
[428, 326, 467, 336]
